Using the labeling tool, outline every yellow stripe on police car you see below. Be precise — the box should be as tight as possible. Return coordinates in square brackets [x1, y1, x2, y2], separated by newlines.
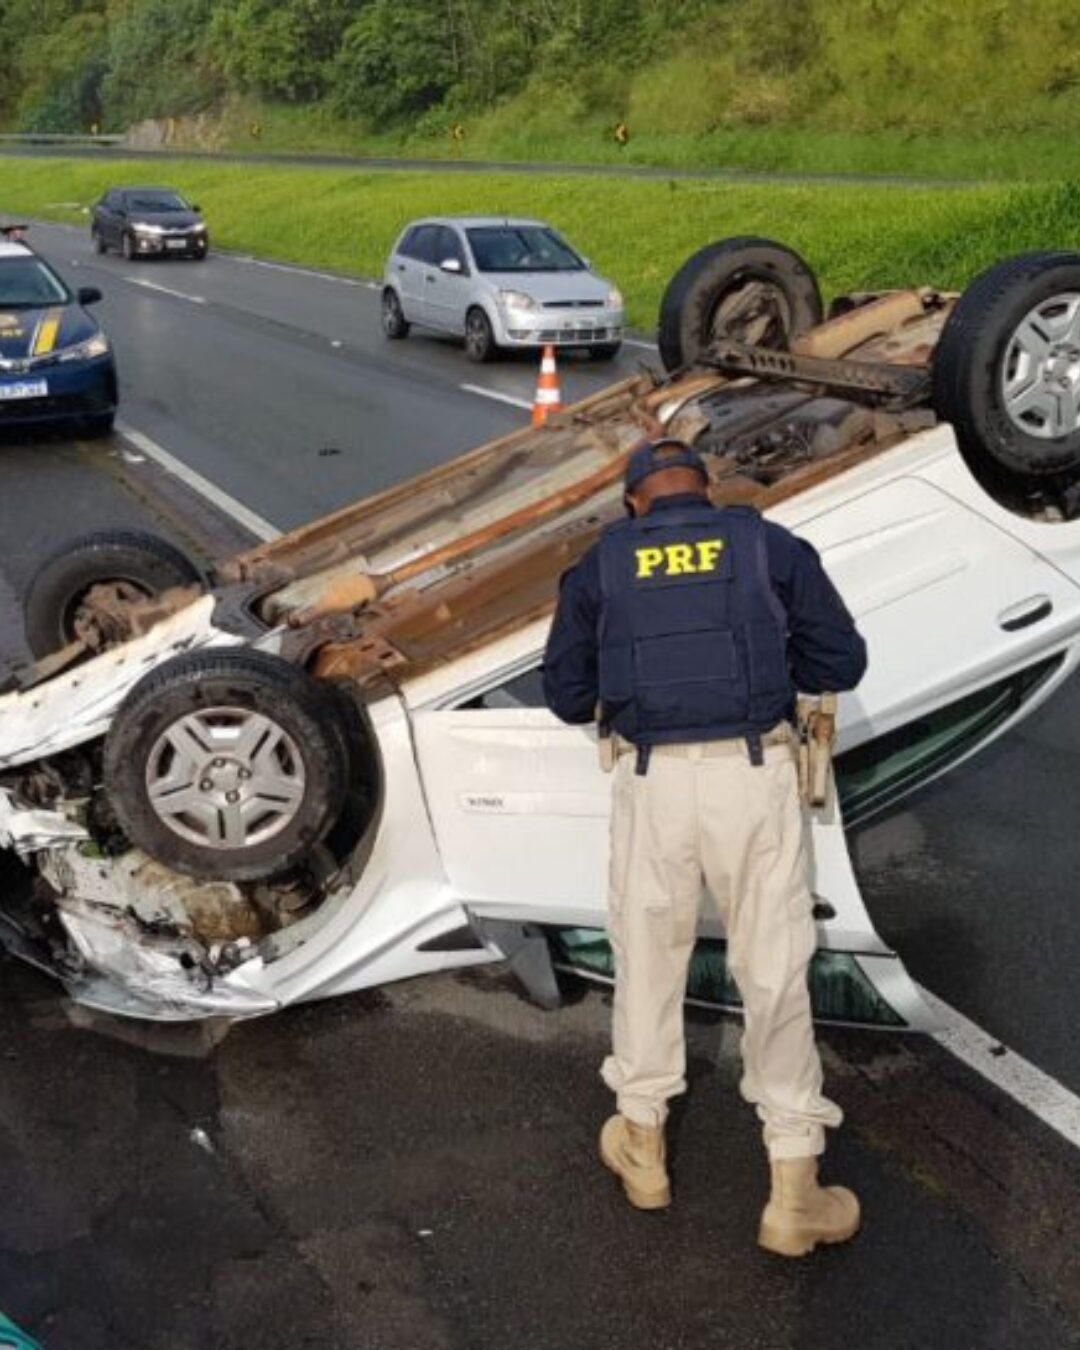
[31, 309, 63, 356]
[635, 539, 725, 578]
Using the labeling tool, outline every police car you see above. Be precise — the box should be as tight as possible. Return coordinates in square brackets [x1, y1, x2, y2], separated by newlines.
[2, 236, 1080, 1028]
[0, 228, 117, 435]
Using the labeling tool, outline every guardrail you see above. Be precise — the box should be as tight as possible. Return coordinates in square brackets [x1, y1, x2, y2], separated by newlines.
[0, 133, 125, 146]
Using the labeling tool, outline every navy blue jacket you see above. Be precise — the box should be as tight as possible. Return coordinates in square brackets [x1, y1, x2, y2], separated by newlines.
[543, 494, 867, 733]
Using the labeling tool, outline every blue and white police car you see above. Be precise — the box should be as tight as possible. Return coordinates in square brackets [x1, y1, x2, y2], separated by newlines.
[0, 228, 117, 437]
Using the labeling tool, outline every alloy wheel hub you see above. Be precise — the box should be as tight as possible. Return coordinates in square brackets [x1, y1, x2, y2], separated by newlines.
[146, 707, 306, 850]
[1003, 292, 1080, 440]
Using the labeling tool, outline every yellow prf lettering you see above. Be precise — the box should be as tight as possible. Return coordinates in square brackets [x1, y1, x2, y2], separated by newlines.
[696, 539, 725, 571]
[665, 543, 695, 575]
[636, 546, 665, 578]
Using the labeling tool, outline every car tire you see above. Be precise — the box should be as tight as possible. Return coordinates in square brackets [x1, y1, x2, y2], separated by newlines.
[933, 251, 1080, 489]
[657, 236, 823, 373]
[82, 412, 115, 439]
[91, 227, 106, 255]
[23, 529, 203, 659]
[104, 649, 350, 882]
[464, 306, 497, 363]
[589, 342, 622, 361]
[121, 232, 137, 261]
[382, 288, 410, 340]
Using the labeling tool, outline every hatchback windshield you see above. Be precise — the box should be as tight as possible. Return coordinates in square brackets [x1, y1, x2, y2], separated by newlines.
[126, 192, 190, 213]
[466, 226, 583, 273]
[0, 257, 69, 308]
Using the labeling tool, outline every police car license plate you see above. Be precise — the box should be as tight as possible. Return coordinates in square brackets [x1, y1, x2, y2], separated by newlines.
[165, 239, 187, 250]
[0, 379, 47, 400]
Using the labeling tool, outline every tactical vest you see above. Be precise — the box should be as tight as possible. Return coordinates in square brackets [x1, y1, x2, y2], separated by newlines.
[596, 501, 792, 746]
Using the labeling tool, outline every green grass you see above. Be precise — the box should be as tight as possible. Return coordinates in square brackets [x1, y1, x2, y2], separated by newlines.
[201, 97, 1080, 186]
[4, 155, 1080, 329]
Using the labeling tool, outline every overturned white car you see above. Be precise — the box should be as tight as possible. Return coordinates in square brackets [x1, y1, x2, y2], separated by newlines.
[3, 237, 1080, 1025]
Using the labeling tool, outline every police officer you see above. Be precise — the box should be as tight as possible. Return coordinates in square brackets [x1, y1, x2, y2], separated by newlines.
[543, 438, 868, 1257]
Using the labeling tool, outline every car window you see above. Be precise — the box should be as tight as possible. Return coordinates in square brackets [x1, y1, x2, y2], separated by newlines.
[436, 226, 467, 270]
[461, 665, 547, 710]
[465, 226, 584, 273]
[0, 257, 69, 308]
[125, 191, 189, 213]
[411, 226, 441, 264]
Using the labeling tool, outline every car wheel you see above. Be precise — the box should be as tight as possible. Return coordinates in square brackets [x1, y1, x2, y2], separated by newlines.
[91, 227, 106, 255]
[104, 649, 349, 882]
[933, 251, 1080, 490]
[589, 342, 622, 361]
[658, 236, 823, 373]
[23, 529, 203, 659]
[382, 288, 410, 340]
[121, 232, 136, 261]
[464, 307, 497, 363]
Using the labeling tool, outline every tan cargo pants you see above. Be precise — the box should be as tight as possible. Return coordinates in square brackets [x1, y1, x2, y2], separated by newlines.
[601, 730, 843, 1160]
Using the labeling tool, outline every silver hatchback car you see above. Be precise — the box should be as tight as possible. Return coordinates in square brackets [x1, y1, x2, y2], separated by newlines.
[381, 216, 625, 362]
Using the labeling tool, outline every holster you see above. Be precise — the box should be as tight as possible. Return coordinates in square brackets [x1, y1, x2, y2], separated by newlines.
[796, 692, 838, 807]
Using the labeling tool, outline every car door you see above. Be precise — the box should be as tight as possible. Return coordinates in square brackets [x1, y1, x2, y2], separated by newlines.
[393, 225, 438, 325]
[423, 226, 470, 334]
[96, 192, 119, 245]
[786, 473, 1080, 762]
[409, 648, 900, 946]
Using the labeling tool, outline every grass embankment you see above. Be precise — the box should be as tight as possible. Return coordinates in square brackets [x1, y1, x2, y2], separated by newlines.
[4, 156, 1080, 329]
[220, 99, 1080, 186]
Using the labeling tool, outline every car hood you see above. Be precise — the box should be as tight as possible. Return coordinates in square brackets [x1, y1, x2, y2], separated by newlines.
[128, 211, 202, 229]
[0, 304, 98, 366]
[484, 270, 613, 305]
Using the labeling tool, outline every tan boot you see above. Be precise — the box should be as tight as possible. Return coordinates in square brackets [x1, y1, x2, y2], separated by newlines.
[758, 1157, 860, 1257]
[599, 1113, 671, 1210]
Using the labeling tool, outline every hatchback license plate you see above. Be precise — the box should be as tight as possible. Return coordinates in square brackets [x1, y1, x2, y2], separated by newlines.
[165, 239, 188, 250]
[0, 379, 47, 400]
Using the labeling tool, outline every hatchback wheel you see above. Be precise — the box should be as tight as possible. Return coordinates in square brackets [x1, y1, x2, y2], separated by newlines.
[382, 288, 410, 340]
[91, 227, 107, 255]
[104, 650, 349, 882]
[465, 307, 497, 363]
[121, 232, 136, 261]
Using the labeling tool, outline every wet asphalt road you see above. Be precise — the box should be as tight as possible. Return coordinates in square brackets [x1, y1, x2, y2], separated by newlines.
[3, 216, 1080, 1346]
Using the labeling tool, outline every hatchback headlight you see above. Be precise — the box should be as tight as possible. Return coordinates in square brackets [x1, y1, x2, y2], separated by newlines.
[133, 221, 165, 235]
[607, 286, 624, 310]
[57, 333, 111, 363]
[193, 222, 207, 233]
[498, 289, 538, 311]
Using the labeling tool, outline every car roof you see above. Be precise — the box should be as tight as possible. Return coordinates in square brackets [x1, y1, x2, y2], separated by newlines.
[111, 186, 183, 195]
[0, 241, 33, 260]
[405, 216, 548, 231]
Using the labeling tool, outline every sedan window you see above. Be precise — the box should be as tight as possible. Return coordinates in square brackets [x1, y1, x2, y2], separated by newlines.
[125, 192, 190, 213]
[0, 257, 69, 308]
[466, 226, 584, 273]
[461, 665, 547, 710]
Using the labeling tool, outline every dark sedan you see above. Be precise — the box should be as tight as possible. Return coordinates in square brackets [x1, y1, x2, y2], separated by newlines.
[91, 186, 209, 261]
[0, 237, 117, 435]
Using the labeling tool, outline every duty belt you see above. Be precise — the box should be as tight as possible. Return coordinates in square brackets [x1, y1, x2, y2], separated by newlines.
[612, 723, 792, 775]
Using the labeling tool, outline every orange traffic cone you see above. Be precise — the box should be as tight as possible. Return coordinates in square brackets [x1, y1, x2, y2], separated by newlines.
[532, 345, 564, 427]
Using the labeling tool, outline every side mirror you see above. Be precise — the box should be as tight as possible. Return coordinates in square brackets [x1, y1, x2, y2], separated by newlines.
[439, 257, 463, 275]
[192, 204, 202, 213]
[77, 286, 103, 305]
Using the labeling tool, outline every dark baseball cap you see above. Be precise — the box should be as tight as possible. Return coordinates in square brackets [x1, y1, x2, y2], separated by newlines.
[624, 438, 709, 492]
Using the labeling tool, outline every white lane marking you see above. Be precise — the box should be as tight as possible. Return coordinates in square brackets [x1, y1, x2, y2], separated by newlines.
[920, 985, 1080, 1151]
[233, 255, 367, 287]
[623, 337, 657, 351]
[127, 278, 206, 305]
[116, 421, 281, 543]
[460, 383, 532, 411]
